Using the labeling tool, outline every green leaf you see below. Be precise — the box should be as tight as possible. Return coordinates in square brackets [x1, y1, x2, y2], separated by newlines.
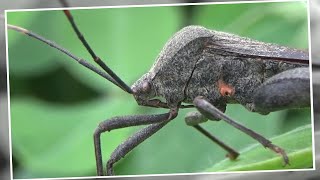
[206, 124, 313, 172]
[7, 11, 62, 77]
[193, 1, 308, 48]
[11, 96, 138, 178]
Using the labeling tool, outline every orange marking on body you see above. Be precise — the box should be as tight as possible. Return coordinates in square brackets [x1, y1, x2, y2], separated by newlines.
[218, 80, 235, 97]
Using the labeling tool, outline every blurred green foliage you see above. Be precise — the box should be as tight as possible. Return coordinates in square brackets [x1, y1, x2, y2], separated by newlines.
[207, 124, 313, 171]
[7, 1, 312, 179]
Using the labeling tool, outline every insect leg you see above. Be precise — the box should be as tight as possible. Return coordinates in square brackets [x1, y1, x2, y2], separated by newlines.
[94, 109, 178, 175]
[106, 121, 170, 175]
[253, 67, 310, 114]
[185, 111, 239, 160]
[193, 96, 289, 166]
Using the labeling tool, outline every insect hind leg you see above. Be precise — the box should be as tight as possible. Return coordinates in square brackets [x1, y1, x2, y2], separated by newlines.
[253, 67, 310, 114]
[193, 96, 289, 166]
[184, 111, 239, 160]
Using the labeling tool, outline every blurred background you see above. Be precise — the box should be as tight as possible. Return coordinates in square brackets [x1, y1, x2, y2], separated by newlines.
[0, 0, 319, 180]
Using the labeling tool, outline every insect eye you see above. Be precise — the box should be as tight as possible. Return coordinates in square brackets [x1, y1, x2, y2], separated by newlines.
[142, 81, 151, 93]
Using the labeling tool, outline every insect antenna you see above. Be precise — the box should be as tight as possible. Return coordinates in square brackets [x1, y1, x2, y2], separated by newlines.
[59, 0, 132, 94]
[7, 24, 128, 92]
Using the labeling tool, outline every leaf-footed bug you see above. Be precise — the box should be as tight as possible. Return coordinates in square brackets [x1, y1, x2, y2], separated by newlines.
[6, 3, 311, 177]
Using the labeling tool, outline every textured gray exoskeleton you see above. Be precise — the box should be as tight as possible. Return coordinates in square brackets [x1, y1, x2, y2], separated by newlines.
[8, 12, 310, 176]
[108, 26, 310, 176]
[132, 26, 309, 113]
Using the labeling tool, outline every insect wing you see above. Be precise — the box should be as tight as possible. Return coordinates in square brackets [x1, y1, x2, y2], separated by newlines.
[207, 30, 309, 63]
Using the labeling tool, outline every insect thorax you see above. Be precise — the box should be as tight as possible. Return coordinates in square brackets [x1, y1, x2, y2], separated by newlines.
[132, 25, 307, 111]
[132, 26, 215, 107]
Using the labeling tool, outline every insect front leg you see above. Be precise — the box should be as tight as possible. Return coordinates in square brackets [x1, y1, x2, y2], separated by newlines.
[94, 109, 178, 176]
[193, 96, 289, 166]
[184, 111, 239, 160]
[253, 67, 310, 114]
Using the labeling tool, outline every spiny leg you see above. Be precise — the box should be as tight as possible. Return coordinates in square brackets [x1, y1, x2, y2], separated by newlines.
[94, 109, 178, 176]
[193, 96, 289, 166]
[185, 112, 239, 160]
